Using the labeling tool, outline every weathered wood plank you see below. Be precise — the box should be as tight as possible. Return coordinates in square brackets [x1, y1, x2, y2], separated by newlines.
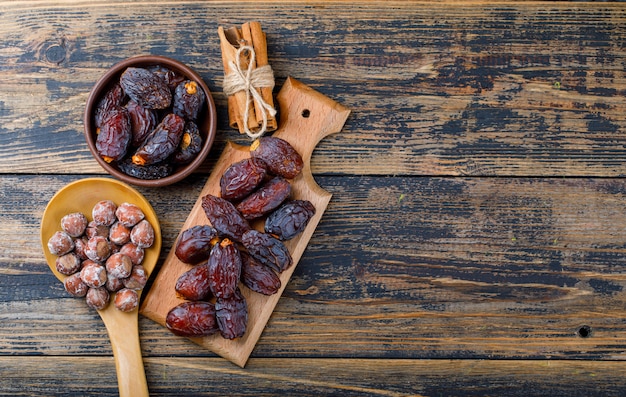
[4, 174, 626, 360]
[0, 357, 625, 397]
[0, 2, 625, 176]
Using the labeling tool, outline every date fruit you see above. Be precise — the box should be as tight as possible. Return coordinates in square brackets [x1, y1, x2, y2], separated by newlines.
[132, 113, 185, 166]
[118, 158, 173, 180]
[241, 229, 292, 273]
[220, 158, 268, 202]
[96, 107, 131, 163]
[250, 136, 303, 179]
[215, 288, 248, 339]
[240, 251, 281, 296]
[120, 67, 172, 109]
[174, 225, 218, 264]
[236, 176, 291, 220]
[201, 194, 251, 242]
[173, 80, 206, 121]
[207, 238, 242, 299]
[171, 121, 203, 165]
[126, 100, 157, 147]
[175, 263, 212, 301]
[95, 83, 124, 128]
[166, 301, 219, 337]
[265, 199, 316, 240]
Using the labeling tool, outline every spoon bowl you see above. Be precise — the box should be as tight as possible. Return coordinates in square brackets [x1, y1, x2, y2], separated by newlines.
[41, 178, 161, 397]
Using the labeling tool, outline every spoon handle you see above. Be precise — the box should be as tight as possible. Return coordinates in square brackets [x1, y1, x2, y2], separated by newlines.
[103, 310, 149, 397]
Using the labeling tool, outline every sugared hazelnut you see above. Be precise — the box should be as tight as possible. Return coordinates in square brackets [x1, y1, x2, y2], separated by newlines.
[64, 273, 89, 297]
[105, 253, 132, 279]
[48, 231, 74, 256]
[109, 222, 131, 245]
[114, 288, 139, 312]
[86, 287, 110, 310]
[130, 219, 155, 249]
[115, 202, 145, 227]
[92, 200, 117, 226]
[85, 235, 111, 262]
[55, 252, 82, 275]
[61, 212, 88, 237]
[80, 262, 107, 288]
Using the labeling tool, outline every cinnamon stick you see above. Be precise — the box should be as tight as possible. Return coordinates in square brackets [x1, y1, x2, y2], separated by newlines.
[218, 22, 277, 136]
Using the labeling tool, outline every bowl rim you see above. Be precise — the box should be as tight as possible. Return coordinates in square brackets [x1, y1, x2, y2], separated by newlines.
[84, 55, 217, 187]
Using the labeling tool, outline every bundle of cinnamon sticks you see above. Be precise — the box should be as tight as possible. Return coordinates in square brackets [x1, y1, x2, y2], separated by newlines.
[218, 21, 277, 138]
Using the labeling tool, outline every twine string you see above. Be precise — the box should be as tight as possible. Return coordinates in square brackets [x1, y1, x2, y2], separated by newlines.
[223, 45, 276, 139]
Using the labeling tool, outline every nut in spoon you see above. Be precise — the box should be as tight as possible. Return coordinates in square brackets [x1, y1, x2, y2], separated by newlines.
[41, 178, 161, 397]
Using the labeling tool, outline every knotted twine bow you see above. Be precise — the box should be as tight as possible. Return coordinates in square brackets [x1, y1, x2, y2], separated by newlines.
[223, 45, 277, 139]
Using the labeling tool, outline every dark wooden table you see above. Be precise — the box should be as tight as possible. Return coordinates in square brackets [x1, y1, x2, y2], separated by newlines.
[2, 1, 626, 395]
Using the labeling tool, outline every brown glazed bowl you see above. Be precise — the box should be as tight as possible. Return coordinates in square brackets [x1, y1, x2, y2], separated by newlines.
[84, 55, 217, 187]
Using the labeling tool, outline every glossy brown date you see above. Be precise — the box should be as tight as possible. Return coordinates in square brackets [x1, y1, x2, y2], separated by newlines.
[219, 158, 267, 202]
[132, 113, 185, 166]
[175, 263, 212, 301]
[207, 238, 242, 299]
[265, 199, 316, 240]
[236, 176, 291, 220]
[201, 194, 251, 242]
[120, 67, 172, 109]
[250, 136, 303, 179]
[241, 229, 293, 273]
[166, 301, 219, 337]
[95, 83, 124, 128]
[240, 251, 281, 296]
[215, 288, 247, 340]
[96, 107, 131, 163]
[126, 100, 157, 147]
[174, 225, 218, 264]
[173, 80, 205, 121]
[171, 121, 203, 165]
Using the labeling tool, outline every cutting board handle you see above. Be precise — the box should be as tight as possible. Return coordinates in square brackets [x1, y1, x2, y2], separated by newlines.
[274, 77, 350, 165]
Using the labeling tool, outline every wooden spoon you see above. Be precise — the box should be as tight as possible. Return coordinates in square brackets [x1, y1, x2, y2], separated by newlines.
[141, 77, 350, 367]
[41, 178, 162, 397]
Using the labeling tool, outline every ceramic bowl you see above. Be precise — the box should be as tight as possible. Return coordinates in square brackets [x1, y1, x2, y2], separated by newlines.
[84, 55, 217, 187]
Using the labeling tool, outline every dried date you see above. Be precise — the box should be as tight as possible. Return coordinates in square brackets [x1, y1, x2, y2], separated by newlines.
[118, 158, 173, 180]
[174, 225, 218, 264]
[126, 100, 157, 147]
[241, 229, 292, 273]
[250, 136, 303, 179]
[236, 176, 291, 220]
[240, 251, 281, 296]
[96, 107, 131, 163]
[173, 80, 205, 121]
[95, 83, 124, 128]
[171, 121, 203, 165]
[120, 67, 172, 109]
[207, 238, 242, 299]
[215, 288, 247, 339]
[201, 194, 251, 242]
[220, 158, 267, 202]
[265, 200, 316, 240]
[166, 301, 219, 337]
[132, 113, 185, 166]
[175, 263, 212, 301]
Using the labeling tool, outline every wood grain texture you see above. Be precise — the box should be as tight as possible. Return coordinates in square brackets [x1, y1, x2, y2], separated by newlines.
[0, 1, 625, 176]
[5, 174, 626, 360]
[0, 356, 626, 396]
[3, 1, 626, 395]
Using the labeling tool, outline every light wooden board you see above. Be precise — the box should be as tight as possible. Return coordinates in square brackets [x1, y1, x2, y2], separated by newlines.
[140, 77, 350, 367]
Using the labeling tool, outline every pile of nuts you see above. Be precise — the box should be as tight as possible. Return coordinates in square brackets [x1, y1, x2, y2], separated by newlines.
[47, 200, 155, 312]
[165, 136, 316, 339]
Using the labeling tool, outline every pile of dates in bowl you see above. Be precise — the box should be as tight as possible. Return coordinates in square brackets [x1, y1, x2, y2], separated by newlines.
[84, 55, 217, 187]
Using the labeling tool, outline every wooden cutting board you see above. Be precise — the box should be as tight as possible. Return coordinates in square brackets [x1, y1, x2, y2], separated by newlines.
[140, 77, 350, 367]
